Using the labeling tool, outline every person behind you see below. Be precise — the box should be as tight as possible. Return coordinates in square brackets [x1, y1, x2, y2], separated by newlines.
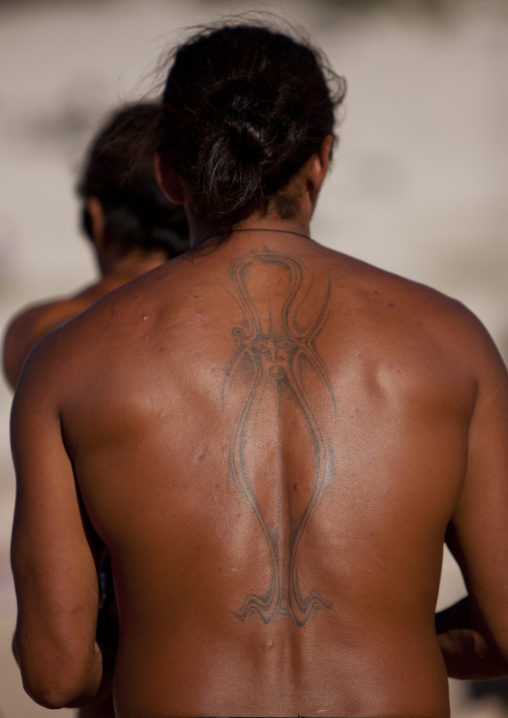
[5, 102, 188, 718]
[3, 101, 189, 389]
[9, 18, 508, 718]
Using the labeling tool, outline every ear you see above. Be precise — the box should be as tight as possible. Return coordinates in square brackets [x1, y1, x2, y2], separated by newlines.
[307, 134, 333, 201]
[154, 154, 186, 205]
[86, 197, 105, 249]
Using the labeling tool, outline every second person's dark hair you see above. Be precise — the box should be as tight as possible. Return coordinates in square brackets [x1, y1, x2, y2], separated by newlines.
[79, 102, 189, 258]
[159, 19, 346, 239]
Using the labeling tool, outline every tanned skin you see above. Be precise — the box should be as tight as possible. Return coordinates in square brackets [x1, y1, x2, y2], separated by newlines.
[4, 199, 175, 718]
[3, 198, 169, 390]
[10, 138, 508, 717]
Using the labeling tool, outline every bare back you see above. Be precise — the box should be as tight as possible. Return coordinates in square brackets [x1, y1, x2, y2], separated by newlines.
[14, 231, 507, 717]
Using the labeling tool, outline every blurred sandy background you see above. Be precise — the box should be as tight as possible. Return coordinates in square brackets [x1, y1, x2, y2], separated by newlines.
[0, 0, 507, 715]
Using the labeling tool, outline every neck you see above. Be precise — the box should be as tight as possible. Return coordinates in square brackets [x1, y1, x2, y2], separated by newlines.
[189, 213, 313, 248]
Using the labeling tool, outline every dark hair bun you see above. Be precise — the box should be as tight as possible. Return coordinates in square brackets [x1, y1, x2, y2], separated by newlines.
[160, 21, 346, 238]
[212, 79, 266, 161]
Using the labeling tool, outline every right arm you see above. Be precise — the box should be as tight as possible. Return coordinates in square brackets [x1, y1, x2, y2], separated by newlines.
[438, 318, 508, 679]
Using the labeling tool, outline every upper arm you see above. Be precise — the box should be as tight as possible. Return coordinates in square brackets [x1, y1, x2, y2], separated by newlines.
[445, 319, 508, 660]
[10, 338, 105, 706]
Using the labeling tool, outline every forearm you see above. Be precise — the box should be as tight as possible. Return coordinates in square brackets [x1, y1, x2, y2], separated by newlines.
[436, 597, 508, 680]
[12, 551, 116, 709]
[437, 628, 508, 680]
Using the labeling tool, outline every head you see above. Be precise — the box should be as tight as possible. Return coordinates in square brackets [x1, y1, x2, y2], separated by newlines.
[158, 18, 346, 242]
[78, 102, 189, 261]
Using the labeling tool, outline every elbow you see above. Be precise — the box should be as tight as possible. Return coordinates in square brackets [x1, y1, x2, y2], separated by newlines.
[13, 636, 75, 707]
[28, 689, 72, 710]
[22, 675, 79, 710]
[13, 615, 104, 708]
[16, 642, 101, 709]
[21, 666, 99, 709]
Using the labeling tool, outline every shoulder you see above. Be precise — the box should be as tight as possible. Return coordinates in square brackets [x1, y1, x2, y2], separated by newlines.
[322, 246, 504, 375]
[12, 268, 160, 389]
[3, 277, 127, 390]
[384, 263, 501, 364]
[3, 297, 81, 390]
[335, 248, 488, 327]
[386, 269, 499, 357]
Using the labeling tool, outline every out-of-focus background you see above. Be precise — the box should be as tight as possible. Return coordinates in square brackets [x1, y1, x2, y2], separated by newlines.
[0, 0, 507, 715]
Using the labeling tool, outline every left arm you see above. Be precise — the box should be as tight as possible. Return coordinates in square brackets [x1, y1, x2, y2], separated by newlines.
[10, 337, 113, 708]
[435, 314, 508, 680]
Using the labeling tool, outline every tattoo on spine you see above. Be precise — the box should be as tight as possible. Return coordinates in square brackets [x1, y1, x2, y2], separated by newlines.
[222, 250, 335, 627]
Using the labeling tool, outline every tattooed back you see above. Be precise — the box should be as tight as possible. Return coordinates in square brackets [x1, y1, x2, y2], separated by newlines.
[14, 230, 505, 717]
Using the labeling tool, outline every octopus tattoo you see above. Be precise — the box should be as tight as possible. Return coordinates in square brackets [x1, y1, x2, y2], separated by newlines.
[222, 250, 336, 627]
